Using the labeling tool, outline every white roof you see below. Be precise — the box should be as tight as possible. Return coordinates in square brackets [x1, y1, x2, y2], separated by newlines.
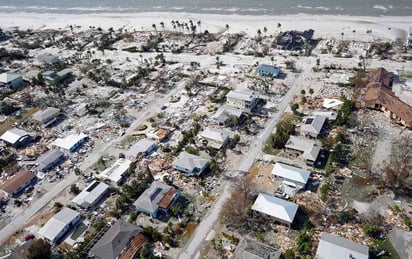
[316, 232, 369, 259]
[313, 111, 337, 121]
[173, 152, 210, 173]
[226, 90, 258, 102]
[272, 163, 310, 185]
[322, 98, 343, 109]
[53, 133, 87, 151]
[38, 207, 79, 242]
[252, 193, 298, 224]
[301, 115, 327, 136]
[126, 138, 156, 157]
[0, 72, 21, 83]
[37, 53, 59, 64]
[212, 106, 243, 123]
[285, 135, 321, 161]
[201, 127, 230, 143]
[0, 128, 30, 145]
[99, 158, 132, 183]
[72, 181, 109, 209]
[32, 107, 60, 123]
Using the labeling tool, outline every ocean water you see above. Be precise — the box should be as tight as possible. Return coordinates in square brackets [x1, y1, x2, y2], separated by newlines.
[0, 0, 411, 16]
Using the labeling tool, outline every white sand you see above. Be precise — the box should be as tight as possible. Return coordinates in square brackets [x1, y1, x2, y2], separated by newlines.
[0, 12, 411, 42]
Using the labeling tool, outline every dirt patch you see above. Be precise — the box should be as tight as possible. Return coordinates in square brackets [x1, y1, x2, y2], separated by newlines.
[248, 162, 278, 193]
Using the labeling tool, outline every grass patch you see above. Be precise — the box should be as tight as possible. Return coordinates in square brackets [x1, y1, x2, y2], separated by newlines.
[263, 142, 281, 155]
[370, 239, 400, 259]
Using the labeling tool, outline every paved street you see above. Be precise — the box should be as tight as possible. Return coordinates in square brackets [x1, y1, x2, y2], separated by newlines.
[178, 61, 310, 259]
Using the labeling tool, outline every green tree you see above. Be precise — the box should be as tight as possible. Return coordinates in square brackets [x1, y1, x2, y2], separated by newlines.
[284, 249, 295, 259]
[272, 117, 295, 149]
[291, 103, 299, 114]
[363, 225, 380, 238]
[129, 161, 136, 174]
[53, 202, 63, 213]
[70, 184, 80, 195]
[301, 89, 306, 95]
[296, 230, 313, 255]
[309, 88, 314, 95]
[28, 239, 52, 259]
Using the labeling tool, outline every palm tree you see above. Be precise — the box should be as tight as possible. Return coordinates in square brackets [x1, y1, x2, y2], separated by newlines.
[197, 21, 201, 33]
[225, 24, 230, 32]
[277, 22, 282, 33]
[352, 29, 356, 41]
[366, 29, 372, 42]
[152, 24, 157, 31]
[160, 22, 165, 31]
[257, 29, 262, 39]
[263, 27, 268, 37]
[341, 32, 344, 42]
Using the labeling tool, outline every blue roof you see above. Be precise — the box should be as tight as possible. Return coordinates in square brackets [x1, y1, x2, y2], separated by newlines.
[256, 64, 280, 76]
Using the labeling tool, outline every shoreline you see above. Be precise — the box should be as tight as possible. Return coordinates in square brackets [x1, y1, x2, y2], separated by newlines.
[0, 12, 411, 42]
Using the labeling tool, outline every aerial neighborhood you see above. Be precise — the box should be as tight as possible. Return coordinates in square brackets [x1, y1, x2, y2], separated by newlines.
[0, 15, 411, 259]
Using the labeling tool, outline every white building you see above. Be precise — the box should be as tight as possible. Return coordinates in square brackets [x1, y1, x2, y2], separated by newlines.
[226, 90, 259, 111]
[38, 207, 81, 244]
[32, 107, 60, 127]
[316, 232, 369, 259]
[0, 72, 24, 89]
[212, 106, 243, 125]
[99, 158, 132, 185]
[200, 127, 230, 150]
[0, 128, 31, 147]
[72, 181, 109, 210]
[322, 98, 343, 110]
[126, 138, 157, 158]
[285, 136, 321, 166]
[53, 133, 88, 152]
[271, 163, 310, 196]
[313, 111, 337, 121]
[252, 193, 298, 227]
[301, 115, 327, 138]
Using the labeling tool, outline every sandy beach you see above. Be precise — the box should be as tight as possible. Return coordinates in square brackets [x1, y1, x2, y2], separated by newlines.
[0, 12, 411, 42]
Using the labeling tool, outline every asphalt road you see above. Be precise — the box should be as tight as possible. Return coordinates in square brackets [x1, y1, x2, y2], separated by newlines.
[178, 63, 309, 259]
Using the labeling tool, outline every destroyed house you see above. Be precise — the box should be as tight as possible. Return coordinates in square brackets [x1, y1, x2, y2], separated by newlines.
[233, 238, 281, 259]
[366, 67, 394, 89]
[133, 181, 181, 218]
